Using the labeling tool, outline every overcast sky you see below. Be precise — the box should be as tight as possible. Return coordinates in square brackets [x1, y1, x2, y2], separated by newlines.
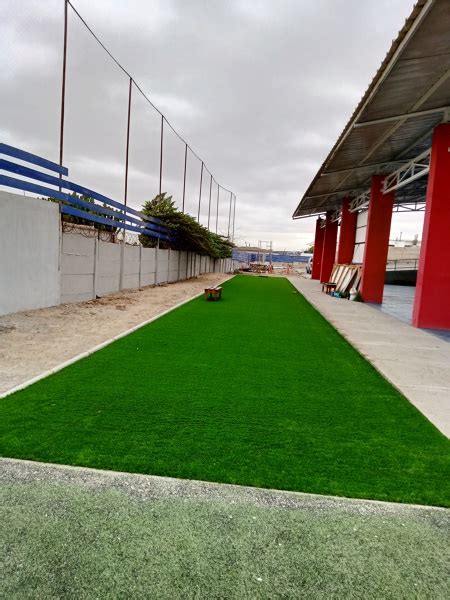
[2, 0, 421, 249]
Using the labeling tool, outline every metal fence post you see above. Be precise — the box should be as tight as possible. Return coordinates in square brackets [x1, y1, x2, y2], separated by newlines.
[227, 191, 232, 238]
[159, 115, 164, 196]
[207, 174, 212, 229]
[59, 0, 69, 176]
[215, 185, 219, 233]
[232, 194, 236, 242]
[124, 77, 132, 206]
[197, 161, 204, 222]
[182, 144, 187, 212]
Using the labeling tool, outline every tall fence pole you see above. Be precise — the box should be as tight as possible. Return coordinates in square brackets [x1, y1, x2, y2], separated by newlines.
[120, 76, 133, 290]
[59, 0, 69, 174]
[197, 161, 204, 222]
[232, 194, 236, 241]
[182, 143, 187, 212]
[227, 191, 233, 238]
[159, 115, 164, 196]
[215, 185, 220, 234]
[207, 174, 212, 229]
[124, 77, 132, 206]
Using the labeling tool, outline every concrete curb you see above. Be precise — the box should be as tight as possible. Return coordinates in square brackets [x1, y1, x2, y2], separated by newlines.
[2, 457, 448, 513]
[0, 275, 233, 400]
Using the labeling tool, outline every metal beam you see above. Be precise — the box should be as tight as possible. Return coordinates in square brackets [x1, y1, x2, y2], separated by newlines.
[321, 160, 408, 176]
[304, 187, 365, 200]
[330, 209, 341, 223]
[394, 202, 426, 213]
[382, 148, 431, 194]
[354, 106, 449, 128]
[325, 67, 450, 200]
[292, 211, 326, 220]
[349, 189, 370, 213]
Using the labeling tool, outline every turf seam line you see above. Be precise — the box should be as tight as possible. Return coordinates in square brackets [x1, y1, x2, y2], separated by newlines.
[3, 457, 447, 511]
[0, 275, 234, 400]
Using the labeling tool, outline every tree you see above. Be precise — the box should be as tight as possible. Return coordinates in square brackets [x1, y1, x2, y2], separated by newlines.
[139, 193, 234, 258]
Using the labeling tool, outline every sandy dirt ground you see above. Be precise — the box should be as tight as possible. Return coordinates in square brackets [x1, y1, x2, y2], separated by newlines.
[0, 273, 232, 395]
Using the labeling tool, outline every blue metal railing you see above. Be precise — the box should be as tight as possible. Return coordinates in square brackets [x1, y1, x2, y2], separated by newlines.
[0, 143, 172, 241]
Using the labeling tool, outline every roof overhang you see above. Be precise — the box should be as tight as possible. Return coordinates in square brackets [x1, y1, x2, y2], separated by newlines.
[293, 0, 450, 219]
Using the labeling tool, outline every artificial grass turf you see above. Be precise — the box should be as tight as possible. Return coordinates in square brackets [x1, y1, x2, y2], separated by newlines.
[2, 476, 449, 599]
[0, 275, 449, 506]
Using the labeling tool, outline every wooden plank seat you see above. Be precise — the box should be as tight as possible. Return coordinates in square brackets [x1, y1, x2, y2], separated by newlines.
[322, 282, 337, 295]
[204, 286, 222, 301]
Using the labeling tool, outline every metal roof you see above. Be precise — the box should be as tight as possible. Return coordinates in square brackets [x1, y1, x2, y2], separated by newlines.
[293, 0, 450, 219]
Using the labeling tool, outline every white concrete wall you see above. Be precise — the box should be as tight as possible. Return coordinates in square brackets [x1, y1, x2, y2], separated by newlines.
[123, 245, 140, 290]
[353, 209, 368, 264]
[61, 233, 95, 304]
[0, 192, 232, 315]
[0, 191, 60, 315]
[156, 249, 169, 284]
[169, 250, 180, 283]
[179, 251, 188, 281]
[97, 240, 121, 296]
[141, 247, 156, 286]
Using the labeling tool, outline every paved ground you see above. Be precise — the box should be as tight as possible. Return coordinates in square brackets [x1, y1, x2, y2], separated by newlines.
[376, 285, 450, 342]
[377, 284, 416, 324]
[288, 277, 450, 437]
[1, 458, 449, 599]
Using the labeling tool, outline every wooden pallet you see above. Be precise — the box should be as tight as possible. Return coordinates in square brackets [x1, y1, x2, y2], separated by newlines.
[329, 264, 362, 294]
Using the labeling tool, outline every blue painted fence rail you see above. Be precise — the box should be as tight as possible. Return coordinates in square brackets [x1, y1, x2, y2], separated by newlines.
[232, 250, 310, 263]
[0, 143, 172, 241]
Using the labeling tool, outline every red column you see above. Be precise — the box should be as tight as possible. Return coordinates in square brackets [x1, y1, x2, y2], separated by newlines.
[320, 211, 338, 283]
[311, 218, 325, 280]
[337, 198, 357, 264]
[412, 124, 450, 329]
[360, 175, 394, 303]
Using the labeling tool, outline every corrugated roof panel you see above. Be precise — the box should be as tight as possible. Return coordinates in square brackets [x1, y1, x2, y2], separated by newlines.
[293, 0, 450, 220]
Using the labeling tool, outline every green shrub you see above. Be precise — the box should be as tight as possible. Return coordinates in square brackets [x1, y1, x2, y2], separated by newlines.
[139, 193, 234, 259]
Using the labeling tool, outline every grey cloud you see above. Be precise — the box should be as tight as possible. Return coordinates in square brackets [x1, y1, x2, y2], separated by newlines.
[2, 0, 419, 248]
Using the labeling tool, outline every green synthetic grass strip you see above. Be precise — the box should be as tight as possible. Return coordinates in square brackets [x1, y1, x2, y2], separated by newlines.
[1, 275, 449, 506]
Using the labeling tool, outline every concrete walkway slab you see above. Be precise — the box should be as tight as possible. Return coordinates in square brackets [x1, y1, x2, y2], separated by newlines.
[288, 276, 450, 437]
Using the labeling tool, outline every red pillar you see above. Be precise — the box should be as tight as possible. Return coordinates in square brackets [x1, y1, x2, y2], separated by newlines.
[412, 123, 450, 329]
[337, 198, 357, 264]
[360, 175, 394, 303]
[320, 211, 338, 283]
[311, 218, 325, 280]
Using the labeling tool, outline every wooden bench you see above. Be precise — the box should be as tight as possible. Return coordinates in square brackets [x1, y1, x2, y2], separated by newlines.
[204, 286, 222, 301]
[322, 282, 337, 295]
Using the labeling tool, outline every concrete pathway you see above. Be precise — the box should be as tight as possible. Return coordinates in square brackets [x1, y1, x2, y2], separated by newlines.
[375, 284, 450, 343]
[288, 276, 450, 438]
[1, 458, 449, 598]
